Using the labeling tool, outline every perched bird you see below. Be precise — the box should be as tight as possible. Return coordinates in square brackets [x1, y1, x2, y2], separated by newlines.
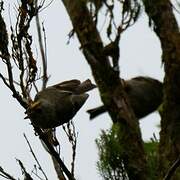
[25, 79, 96, 129]
[87, 76, 163, 120]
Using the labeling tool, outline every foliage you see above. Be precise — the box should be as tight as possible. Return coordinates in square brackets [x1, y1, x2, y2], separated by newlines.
[144, 139, 158, 180]
[96, 124, 128, 180]
[96, 125, 159, 180]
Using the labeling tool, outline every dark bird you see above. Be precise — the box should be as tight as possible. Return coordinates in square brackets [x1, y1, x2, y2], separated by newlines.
[87, 76, 163, 120]
[25, 79, 96, 129]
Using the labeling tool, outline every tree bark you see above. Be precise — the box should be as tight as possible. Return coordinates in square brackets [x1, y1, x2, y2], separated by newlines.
[143, 0, 180, 179]
[62, 1, 149, 179]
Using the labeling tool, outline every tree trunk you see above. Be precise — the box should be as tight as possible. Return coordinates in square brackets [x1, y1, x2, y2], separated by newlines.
[143, 0, 180, 179]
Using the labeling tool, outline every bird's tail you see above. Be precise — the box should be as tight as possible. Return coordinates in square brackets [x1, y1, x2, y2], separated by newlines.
[75, 79, 96, 94]
[87, 105, 106, 120]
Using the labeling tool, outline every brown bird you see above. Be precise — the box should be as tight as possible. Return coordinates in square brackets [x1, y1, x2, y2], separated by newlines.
[87, 76, 163, 120]
[25, 79, 96, 129]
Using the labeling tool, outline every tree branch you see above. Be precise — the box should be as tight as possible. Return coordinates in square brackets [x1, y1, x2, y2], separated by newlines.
[16, 159, 33, 180]
[163, 156, 180, 180]
[23, 133, 48, 180]
[0, 6, 28, 109]
[35, 1, 48, 90]
[0, 166, 16, 180]
[34, 127, 75, 180]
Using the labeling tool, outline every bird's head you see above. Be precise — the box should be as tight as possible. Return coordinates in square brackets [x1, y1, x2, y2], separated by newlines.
[24, 99, 54, 128]
[24, 101, 42, 119]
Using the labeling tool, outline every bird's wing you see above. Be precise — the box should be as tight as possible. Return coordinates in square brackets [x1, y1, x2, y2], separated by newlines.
[74, 79, 96, 94]
[52, 79, 81, 92]
[52, 79, 96, 94]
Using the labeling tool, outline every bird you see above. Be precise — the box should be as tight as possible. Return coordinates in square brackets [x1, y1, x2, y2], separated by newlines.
[25, 79, 96, 129]
[87, 76, 163, 120]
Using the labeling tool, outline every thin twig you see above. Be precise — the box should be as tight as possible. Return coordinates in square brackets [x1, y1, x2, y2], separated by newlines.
[16, 159, 33, 180]
[62, 121, 77, 176]
[70, 122, 77, 176]
[0, 166, 16, 180]
[163, 155, 180, 180]
[35, 1, 48, 90]
[0, 73, 11, 88]
[0, 11, 27, 108]
[33, 80, 39, 93]
[23, 133, 48, 180]
[39, 0, 54, 12]
[34, 127, 76, 180]
[31, 171, 45, 180]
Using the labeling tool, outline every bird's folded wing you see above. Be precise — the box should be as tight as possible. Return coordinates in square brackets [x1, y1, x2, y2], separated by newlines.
[52, 79, 81, 92]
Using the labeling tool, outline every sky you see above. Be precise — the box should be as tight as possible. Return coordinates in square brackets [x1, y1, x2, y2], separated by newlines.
[0, 0, 169, 180]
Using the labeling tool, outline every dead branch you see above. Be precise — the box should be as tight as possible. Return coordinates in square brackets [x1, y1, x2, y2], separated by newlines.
[0, 3, 27, 108]
[16, 159, 33, 180]
[62, 121, 77, 176]
[35, 0, 48, 90]
[51, 156, 66, 180]
[163, 155, 180, 180]
[34, 126, 75, 180]
[0, 166, 16, 180]
[23, 133, 48, 180]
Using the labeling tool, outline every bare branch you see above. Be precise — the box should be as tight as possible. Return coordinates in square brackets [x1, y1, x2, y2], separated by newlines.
[35, 1, 48, 90]
[62, 121, 77, 176]
[0, 166, 16, 180]
[163, 156, 180, 180]
[51, 156, 67, 180]
[39, 0, 54, 12]
[0, 73, 11, 88]
[70, 122, 77, 176]
[23, 133, 48, 180]
[0, 8, 27, 108]
[34, 127, 76, 180]
[16, 159, 33, 180]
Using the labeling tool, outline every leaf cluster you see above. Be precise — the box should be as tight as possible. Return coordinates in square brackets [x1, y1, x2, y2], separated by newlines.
[96, 124, 128, 180]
